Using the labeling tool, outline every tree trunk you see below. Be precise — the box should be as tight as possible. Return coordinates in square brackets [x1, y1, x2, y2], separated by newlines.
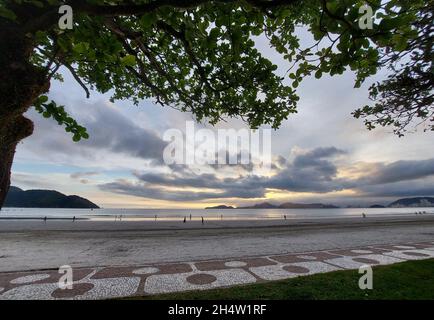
[0, 115, 34, 208]
[0, 19, 50, 209]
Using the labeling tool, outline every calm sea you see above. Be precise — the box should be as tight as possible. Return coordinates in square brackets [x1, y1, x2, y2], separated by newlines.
[0, 207, 433, 221]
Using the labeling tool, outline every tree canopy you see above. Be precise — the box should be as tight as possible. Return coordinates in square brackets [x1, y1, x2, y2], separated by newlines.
[1, 0, 433, 139]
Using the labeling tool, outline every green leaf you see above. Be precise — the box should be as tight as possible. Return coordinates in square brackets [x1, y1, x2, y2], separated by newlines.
[0, 6, 16, 20]
[121, 55, 136, 66]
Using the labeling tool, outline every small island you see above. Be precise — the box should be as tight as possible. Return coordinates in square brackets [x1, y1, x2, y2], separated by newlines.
[204, 205, 235, 209]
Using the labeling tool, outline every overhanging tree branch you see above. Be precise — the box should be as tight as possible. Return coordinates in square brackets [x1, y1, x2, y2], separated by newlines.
[62, 61, 90, 98]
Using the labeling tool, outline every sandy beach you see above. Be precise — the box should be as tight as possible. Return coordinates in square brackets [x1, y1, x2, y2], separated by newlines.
[1, 214, 434, 273]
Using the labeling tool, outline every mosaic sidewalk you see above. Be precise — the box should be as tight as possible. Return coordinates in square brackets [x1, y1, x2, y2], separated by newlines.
[1, 240, 434, 300]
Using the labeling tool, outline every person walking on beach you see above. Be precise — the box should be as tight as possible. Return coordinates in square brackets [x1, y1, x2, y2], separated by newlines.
[73, 216, 76, 222]
[155, 214, 157, 221]
[183, 216, 186, 223]
[190, 214, 192, 221]
[362, 213, 366, 218]
[43, 216, 47, 223]
[201, 216, 204, 225]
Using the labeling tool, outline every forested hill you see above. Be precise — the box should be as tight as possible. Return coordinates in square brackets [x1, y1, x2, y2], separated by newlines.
[4, 186, 99, 209]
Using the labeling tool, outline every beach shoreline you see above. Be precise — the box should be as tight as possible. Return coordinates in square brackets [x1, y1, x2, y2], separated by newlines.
[0, 213, 433, 232]
[1, 215, 434, 273]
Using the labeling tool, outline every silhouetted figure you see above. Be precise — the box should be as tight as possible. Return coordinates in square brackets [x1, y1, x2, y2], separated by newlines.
[201, 216, 204, 225]
[43, 216, 47, 223]
[221, 214, 223, 220]
[155, 215, 157, 221]
[190, 214, 192, 221]
[183, 216, 186, 223]
[284, 215, 287, 220]
[362, 213, 366, 218]
[73, 216, 76, 222]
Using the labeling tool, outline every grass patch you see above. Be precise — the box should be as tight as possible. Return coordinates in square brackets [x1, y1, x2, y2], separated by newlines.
[132, 259, 434, 300]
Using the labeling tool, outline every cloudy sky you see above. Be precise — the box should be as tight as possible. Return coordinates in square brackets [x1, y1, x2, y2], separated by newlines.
[11, 33, 434, 208]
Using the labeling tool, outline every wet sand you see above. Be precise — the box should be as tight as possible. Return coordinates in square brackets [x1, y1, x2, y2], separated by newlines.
[1, 215, 434, 272]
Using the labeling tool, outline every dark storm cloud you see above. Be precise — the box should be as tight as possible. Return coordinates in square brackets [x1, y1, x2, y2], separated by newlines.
[100, 180, 265, 201]
[355, 180, 434, 198]
[132, 147, 347, 193]
[292, 147, 346, 167]
[70, 171, 100, 179]
[79, 102, 167, 162]
[274, 155, 288, 168]
[134, 171, 222, 189]
[24, 101, 167, 164]
[355, 159, 434, 185]
[99, 146, 349, 201]
[208, 151, 255, 172]
[267, 147, 349, 193]
[99, 144, 434, 201]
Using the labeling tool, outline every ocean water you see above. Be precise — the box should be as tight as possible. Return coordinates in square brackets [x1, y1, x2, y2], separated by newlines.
[0, 207, 433, 221]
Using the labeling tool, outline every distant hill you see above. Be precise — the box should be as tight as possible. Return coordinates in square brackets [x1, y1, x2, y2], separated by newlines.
[369, 204, 386, 208]
[279, 202, 339, 209]
[388, 197, 434, 208]
[205, 205, 235, 209]
[237, 202, 339, 209]
[206, 197, 434, 210]
[4, 186, 99, 209]
[242, 202, 277, 209]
